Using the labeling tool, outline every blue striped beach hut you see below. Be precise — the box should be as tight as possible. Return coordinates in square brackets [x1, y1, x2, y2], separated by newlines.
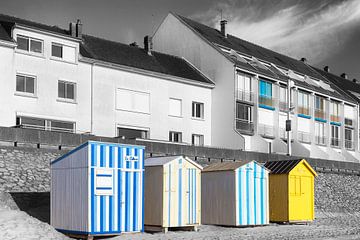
[51, 141, 145, 237]
[144, 156, 202, 232]
[202, 160, 269, 226]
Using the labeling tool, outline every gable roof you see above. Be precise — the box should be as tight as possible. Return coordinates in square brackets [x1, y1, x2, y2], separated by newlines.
[264, 159, 317, 176]
[172, 13, 354, 102]
[81, 35, 213, 84]
[203, 160, 265, 172]
[0, 13, 213, 86]
[145, 155, 203, 169]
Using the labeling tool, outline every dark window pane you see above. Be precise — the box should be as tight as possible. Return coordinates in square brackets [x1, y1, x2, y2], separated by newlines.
[66, 83, 75, 99]
[30, 39, 42, 53]
[17, 36, 29, 51]
[20, 117, 45, 127]
[25, 77, 35, 93]
[118, 128, 147, 139]
[16, 75, 25, 92]
[58, 82, 65, 98]
[51, 121, 74, 131]
[52, 44, 63, 58]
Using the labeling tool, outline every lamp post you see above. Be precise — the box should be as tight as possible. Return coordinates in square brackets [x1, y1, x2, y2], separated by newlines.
[286, 75, 295, 156]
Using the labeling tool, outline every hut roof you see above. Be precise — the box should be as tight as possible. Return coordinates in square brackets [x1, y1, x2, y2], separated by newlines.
[203, 160, 262, 172]
[145, 155, 203, 169]
[264, 159, 317, 176]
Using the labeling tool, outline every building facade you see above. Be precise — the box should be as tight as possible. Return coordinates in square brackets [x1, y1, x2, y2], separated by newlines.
[152, 13, 360, 162]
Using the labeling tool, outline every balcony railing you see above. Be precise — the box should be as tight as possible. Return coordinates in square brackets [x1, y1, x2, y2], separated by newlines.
[16, 124, 75, 133]
[279, 128, 294, 140]
[315, 109, 326, 120]
[259, 95, 275, 108]
[345, 118, 353, 127]
[330, 115, 341, 123]
[258, 124, 275, 138]
[236, 89, 254, 103]
[331, 138, 340, 148]
[235, 119, 254, 134]
[298, 107, 311, 116]
[345, 140, 354, 150]
[298, 131, 311, 143]
[315, 135, 326, 146]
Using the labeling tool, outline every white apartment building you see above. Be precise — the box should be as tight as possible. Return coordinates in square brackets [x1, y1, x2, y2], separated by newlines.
[0, 14, 213, 146]
[153, 13, 360, 162]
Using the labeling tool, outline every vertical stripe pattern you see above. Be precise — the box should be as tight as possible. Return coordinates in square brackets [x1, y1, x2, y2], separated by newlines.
[89, 142, 144, 234]
[187, 168, 197, 224]
[235, 162, 269, 226]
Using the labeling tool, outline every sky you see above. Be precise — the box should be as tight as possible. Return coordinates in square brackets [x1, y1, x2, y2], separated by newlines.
[1, 0, 359, 80]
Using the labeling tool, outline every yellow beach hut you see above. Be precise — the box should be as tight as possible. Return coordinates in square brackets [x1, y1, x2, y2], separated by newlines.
[264, 159, 317, 223]
[144, 156, 202, 232]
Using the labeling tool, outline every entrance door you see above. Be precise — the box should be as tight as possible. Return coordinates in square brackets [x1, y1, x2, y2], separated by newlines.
[289, 175, 313, 221]
[186, 168, 197, 225]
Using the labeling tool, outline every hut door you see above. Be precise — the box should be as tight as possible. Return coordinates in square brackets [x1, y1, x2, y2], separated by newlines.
[186, 168, 197, 225]
[300, 176, 312, 219]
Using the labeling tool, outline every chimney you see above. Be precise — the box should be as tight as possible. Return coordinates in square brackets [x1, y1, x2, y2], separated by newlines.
[300, 57, 307, 63]
[69, 22, 76, 37]
[353, 78, 357, 83]
[341, 73, 348, 79]
[324, 66, 330, 72]
[76, 19, 82, 38]
[220, 20, 227, 37]
[144, 35, 153, 55]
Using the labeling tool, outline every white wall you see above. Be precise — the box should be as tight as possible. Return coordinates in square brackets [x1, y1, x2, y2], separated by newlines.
[92, 65, 212, 145]
[153, 13, 244, 149]
[0, 27, 91, 133]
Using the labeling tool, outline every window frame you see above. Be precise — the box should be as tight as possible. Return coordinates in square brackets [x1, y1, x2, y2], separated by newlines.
[15, 73, 37, 97]
[192, 101, 204, 119]
[58, 80, 76, 101]
[51, 42, 77, 63]
[117, 126, 149, 140]
[168, 98, 182, 117]
[169, 131, 182, 143]
[16, 35, 43, 55]
[192, 134, 204, 146]
[16, 116, 75, 133]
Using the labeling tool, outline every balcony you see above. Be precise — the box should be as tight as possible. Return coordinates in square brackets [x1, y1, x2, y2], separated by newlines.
[16, 123, 75, 133]
[258, 95, 275, 110]
[331, 138, 340, 148]
[345, 118, 353, 128]
[298, 131, 311, 143]
[315, 135, 326, 146]
[258, 124, 275, 138]
[315, 109, 326, 121]
[298, 107, 311, 117]
[330, 115, 341, 123]
[236, 118, 254, 134]
[236, 89, 254, 103]
[345, 140, 354, 150]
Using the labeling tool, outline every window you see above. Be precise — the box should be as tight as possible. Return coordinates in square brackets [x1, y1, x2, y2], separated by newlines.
[236, 102, 253, 133]
[169, 131, 182, 143]
[169, 98, 182, 117]
[16, 74, 35, 94]
[330, 101, 340, 122]
[192, 102, 204, 119]
[16, 35, 43, 54]
[315, 96, 326, 120]
[298, 91, 310, 116]
[117, 127, 149, 139]
[58, 81, 76, 100]
[16, 116, 75, 133]
[331, 125, 340, 147]
[345, 128, 354, 150]
[236, 73, 252, 102]
[344, 105, 354, 127]
[192, 134, 204, 146]
[259, 79, 273, 107]
[51, 43, 76, 62]
[315, 122, 325, 145]
[116, 88, 150, 114]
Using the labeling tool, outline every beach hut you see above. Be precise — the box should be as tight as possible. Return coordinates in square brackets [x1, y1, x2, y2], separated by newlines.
[202, 160, 269, 226]
[264, 159, 317, 223]
[51, 141, 145, 238]
[144, 156, 202, 232]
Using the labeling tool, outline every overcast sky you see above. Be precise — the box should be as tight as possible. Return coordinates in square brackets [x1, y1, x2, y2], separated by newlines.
[1, 0, 359, 80]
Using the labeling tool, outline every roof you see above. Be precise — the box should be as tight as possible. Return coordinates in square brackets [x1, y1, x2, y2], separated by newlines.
[0, 13, 213, 86]
[264, 159, 317, 176]
[173, 13, 353, 102]
[203, 160, 258, 172]
[81, 35, 213, 84]
[145, 155, 203, 169]
[313, 67, 360, 103]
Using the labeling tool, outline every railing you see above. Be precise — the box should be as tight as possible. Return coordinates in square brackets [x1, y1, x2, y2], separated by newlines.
[330, 115, 341, 123]
[236, 89, 254, 103]
[315, 135, 326, 146]
[16, 124, 75, 133]
[315, 109, 326, 120]
[279, 128, 294, 140]
[298, 131, 311, 143]
[345, 140, 354, 150]
[258, 95, 275, 108]
[298, 106, 311, 116]
[331, 138, 340, 148]
[258, 124, 275, 138]
[235, 119, 254, 134]
[345, 118, 353, 127]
